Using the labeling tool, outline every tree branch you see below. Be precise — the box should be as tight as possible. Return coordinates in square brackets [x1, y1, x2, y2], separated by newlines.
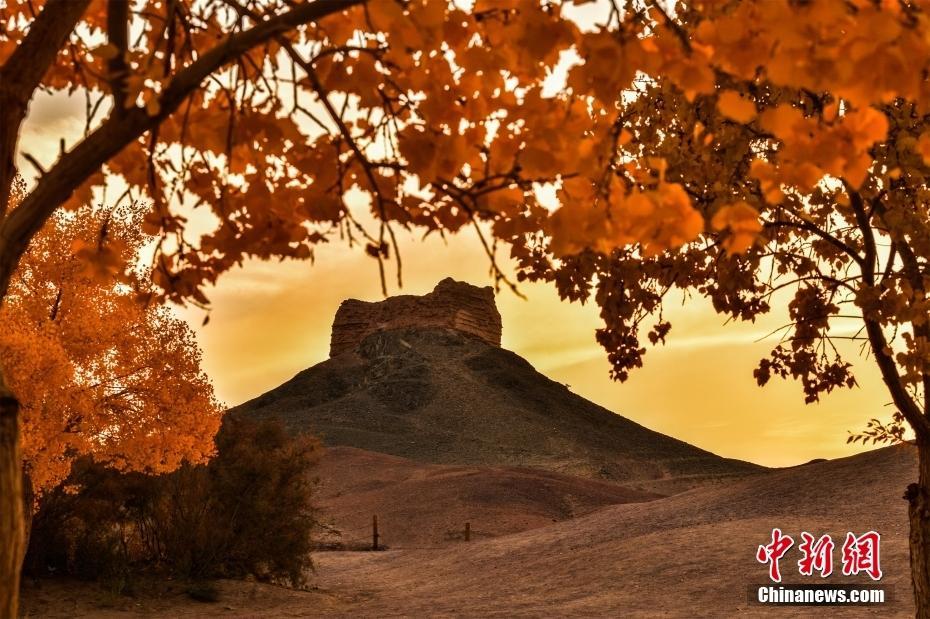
[765, 219, 866, 271]
[844, 182, 877, 280]
[845, 185, 930, 433]
[0, 0, 91, 217]
[0, 0, 364, 302]
[864, 315, 930, 440]
[871, 198, 930, 416]
[0, 0, 89, 99]
[107, 0, 130, 112]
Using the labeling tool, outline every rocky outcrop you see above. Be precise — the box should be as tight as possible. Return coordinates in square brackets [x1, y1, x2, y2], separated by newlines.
[329, 278, 502, 357]
[236, 325, 763, 490]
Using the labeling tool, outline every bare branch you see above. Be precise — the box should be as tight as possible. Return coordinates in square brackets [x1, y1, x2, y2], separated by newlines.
[764, 218, 866, 272]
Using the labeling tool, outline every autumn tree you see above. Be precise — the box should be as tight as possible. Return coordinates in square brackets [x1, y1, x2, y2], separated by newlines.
[2, 178, 221, 540]
[4, 0, 930, 615]
[515, 3, 930, 616]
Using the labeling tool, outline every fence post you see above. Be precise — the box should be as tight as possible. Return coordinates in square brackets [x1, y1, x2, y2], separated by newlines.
[465, 521, 470, 542]
[372, 515, 379, 551]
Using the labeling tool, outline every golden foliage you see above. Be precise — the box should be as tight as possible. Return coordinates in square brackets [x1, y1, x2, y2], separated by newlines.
[6, 0, 929, 301]
[1, 183, 221, 494]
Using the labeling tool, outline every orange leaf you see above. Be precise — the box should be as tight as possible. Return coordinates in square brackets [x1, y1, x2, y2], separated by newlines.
[711, 201, 763, 254]
[917, 133, 930, 166]
[717, 90, 756, 123]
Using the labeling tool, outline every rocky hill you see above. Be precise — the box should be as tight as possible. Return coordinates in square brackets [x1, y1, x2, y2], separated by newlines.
[232, 279, 762, 492]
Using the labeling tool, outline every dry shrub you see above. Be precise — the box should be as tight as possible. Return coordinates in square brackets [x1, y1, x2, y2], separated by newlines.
[25, 417, 321, 589]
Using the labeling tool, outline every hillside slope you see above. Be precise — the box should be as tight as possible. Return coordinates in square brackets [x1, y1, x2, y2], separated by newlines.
[232, 327, 761, 490]
[20, 445, 915, 617]
[315, 446, 661, 549]
[313, 444, 916, 617]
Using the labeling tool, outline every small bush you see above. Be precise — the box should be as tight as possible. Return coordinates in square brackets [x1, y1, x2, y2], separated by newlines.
[25, 417, 322, 589]
[209, 416, 322, 583]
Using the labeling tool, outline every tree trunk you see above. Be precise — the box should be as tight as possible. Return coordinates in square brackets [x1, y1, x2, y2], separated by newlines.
[907, 441, 930, 618]
[22, 471, 34, 563]
[0, 368, 23, 618]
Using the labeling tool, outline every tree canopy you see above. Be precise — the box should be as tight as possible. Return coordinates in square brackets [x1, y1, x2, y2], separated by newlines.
[2, 180, 220, 495]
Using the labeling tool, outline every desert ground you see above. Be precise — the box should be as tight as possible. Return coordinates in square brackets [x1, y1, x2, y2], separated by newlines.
[21, 442, 916, 617]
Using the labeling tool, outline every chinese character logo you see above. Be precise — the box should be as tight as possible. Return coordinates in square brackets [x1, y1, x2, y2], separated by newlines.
[798, 532, 834, 577]
[757, 528, 794, 582]
[757, 529, 881, 582]
[841, 531, 882, 581]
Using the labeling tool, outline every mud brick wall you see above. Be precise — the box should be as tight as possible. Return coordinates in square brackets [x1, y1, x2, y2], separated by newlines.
[330, 278, 502, 357]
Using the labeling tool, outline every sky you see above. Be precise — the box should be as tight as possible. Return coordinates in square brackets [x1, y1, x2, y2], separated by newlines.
[156, 224, 891, 469]
[15, 20, 898, 470]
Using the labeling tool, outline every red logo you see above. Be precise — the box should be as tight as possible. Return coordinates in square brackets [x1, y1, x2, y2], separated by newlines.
[757, 529, 882, 582]
[798, 532, 835, 577]
[841, 531, 882, 581]
[757, 528, 794, 582]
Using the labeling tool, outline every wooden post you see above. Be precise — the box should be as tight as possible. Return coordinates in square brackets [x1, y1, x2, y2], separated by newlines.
[372, 515, 379, 551]
[465, 521, 470, 542]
